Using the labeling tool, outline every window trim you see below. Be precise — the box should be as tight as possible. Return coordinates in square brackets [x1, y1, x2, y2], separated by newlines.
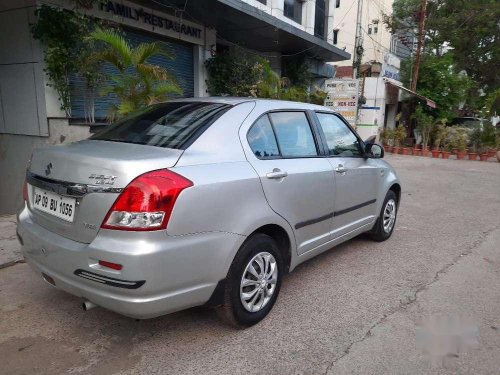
[246, 109, 326, 160]
[312, 111, 366, 158]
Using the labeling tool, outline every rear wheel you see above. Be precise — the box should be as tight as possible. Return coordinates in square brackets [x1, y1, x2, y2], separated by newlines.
[218, 233, 283, 327]
[370, 190, 398, 242]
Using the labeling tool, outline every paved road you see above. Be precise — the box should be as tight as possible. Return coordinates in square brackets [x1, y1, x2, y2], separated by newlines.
[1, 155, 499, 375]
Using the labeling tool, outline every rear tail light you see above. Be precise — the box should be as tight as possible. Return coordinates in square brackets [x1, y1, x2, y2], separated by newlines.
[101, 169, 192, 231]
[22, 180, 28, 202]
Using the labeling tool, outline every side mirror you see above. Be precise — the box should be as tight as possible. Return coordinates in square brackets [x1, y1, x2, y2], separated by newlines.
[365, 143, 384, 159]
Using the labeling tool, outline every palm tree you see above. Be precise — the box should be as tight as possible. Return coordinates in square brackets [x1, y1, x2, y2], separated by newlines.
[89, 28, 181, 120]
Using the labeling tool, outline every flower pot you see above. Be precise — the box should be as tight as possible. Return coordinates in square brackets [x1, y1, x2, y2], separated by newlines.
[413, 148, 421, 156]
[393, 146, 400, 154]
[431, 149, 440, 158]
[497, 150, 500, 162]
[479, 153, 489, 161]
[422, 147, 430, 157]
[468, 152, 478, 161]
[401, 147, 409, 155]
[441, 151, 451, 159]
[488, 150, 496, 158]
[456, 151, 466, 160]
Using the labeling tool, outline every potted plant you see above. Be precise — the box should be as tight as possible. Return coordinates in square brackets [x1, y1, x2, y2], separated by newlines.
[431, 119, 448, 158]
[454, 128, 468, 160]
[496, 131, 500, 162]
[394, 126, 408, 155]
[413, 143, 421, 156]
[479, 150, 489, 161]
[440, 127, 451, 159]
[412, 105, 433, 157]
[468, 126, 481, 161]
[480, 121, 496, 161]
[380, 128, 395, 153]
[431, 123, 443, 158]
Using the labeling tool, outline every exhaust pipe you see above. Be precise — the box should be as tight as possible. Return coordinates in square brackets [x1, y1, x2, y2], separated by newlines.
[82, 300, 97, 311]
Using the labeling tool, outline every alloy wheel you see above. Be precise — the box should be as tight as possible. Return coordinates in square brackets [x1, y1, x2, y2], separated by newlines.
[240, 252, 278, 313]
[383, 199, 397, 233]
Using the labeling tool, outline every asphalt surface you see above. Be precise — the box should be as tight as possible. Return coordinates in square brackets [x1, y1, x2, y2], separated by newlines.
[1, 155, 499, 375]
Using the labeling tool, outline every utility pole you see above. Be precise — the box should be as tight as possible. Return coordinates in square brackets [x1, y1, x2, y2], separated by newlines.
[411, 0, 427, 91]
[352, 0, 364, 79]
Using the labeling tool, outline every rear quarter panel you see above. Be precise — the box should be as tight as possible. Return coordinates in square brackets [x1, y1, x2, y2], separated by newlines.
[168, 162, 297, 277]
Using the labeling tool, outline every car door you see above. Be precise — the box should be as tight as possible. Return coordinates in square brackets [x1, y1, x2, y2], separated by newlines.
[314, 112, 380, 238]
[245, 111, 335, 255]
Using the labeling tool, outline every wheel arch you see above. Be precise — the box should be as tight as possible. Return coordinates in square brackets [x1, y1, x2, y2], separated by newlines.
[389, 183, 401, 206]
[205, 223, 293, 308]
[249, 224, 292, 274]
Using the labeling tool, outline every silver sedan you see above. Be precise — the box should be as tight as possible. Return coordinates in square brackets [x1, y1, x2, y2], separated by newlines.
[17, 98, 401, 327]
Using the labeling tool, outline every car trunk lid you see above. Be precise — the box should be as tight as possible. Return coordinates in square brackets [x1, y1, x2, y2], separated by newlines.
[26, 140, 183, 243]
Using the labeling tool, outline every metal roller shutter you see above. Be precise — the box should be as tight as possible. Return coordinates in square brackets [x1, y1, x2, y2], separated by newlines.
[69, 29, 194, 120]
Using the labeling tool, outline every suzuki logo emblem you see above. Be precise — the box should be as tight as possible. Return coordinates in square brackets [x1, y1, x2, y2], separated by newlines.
[45, 163, 53, 176]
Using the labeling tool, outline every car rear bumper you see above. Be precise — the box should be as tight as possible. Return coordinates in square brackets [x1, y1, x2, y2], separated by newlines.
[17, 205, 245, 319]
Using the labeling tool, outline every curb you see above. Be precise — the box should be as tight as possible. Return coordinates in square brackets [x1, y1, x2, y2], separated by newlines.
[0, 259, 25, 270]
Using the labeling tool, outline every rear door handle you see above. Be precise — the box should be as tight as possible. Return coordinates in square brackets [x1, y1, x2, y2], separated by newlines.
[334, 165, 348, 174]
[266, 169, 288, 179]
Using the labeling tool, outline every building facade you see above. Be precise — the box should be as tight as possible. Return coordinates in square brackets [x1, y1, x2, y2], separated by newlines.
[0, 0, 350, 214]
[325, 0, 426, 141]
[333, 0, 395, 68]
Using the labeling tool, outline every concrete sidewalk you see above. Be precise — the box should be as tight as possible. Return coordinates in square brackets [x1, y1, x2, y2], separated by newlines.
[0, 215, 22, 269]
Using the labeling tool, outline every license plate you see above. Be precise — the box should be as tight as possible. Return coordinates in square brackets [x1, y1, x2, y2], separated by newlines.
[33, 187, 76, 222]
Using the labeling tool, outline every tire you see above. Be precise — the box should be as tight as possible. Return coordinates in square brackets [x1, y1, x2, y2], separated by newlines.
[217, 233, 283, 327]
[370, 190, 398, 242]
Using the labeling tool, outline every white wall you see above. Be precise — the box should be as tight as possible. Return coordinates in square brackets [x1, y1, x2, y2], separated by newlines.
[0, 120, 91, 214]
[333, 0, 394, 67]
[240, 0, 339, 37]
[357, 76, 386, 140]
[0, 2, 49, 135]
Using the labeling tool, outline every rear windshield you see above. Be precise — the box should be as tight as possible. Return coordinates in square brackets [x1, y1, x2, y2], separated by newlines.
[90, 102, 231, 149]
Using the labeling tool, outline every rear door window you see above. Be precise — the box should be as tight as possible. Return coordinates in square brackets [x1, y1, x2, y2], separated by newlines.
[247, 115, 280, 158]
[90, 102, 231, 149]
[268, 112, 318, 157]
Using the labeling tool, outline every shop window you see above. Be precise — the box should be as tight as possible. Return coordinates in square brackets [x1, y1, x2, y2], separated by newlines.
[284, 0, 303, 24]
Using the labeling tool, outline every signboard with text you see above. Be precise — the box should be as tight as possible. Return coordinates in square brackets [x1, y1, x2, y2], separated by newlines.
[324, 79, 359, 126]
[61, 0, 205, 45]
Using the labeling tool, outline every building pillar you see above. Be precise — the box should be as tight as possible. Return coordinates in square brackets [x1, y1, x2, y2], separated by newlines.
[327, 0, 335, 44]
[270, 0, 284, 18]
[194, 27, 216, 97]
[303, 0, 316, 34]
